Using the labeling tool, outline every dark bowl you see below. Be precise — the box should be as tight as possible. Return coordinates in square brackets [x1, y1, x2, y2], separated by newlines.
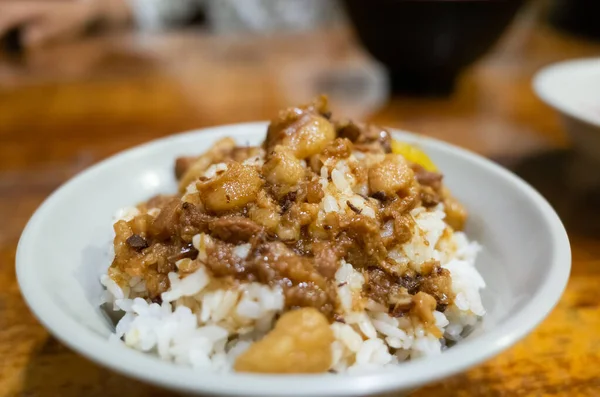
[343, 0, 525, 96]
[549, 0, 600, 41]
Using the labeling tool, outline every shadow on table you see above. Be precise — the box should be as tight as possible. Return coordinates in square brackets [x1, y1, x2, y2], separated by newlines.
[19, 336, 179, 397]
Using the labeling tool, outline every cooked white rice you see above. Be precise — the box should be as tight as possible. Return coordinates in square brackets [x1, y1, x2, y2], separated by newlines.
[101, 151, 485, 373]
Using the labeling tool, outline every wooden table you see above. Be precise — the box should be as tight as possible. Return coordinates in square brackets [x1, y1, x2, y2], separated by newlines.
[2, 5, 600, 397]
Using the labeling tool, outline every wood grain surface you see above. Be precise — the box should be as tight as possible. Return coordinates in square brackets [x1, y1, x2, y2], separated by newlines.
[2, 4, 600, 397]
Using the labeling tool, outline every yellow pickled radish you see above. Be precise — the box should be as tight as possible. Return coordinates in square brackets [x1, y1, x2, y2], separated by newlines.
[391, 140, 437, 172]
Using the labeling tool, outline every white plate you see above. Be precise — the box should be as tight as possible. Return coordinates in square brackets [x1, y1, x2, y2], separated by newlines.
[17, 123, 571, 396]
[534, 57, 600, 128]
[534, 58, 600, 167]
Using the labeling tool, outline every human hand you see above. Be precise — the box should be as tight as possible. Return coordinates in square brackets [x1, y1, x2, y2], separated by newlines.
[0, 0, 131, 48]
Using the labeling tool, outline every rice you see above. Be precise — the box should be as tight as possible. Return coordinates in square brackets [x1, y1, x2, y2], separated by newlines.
[113, 206, 140, 222]
[101, 138, 486, 374]
[317, 157, 378, 222]
[104, 269, 286, 372]
[102, 199, 485, 372]
[203, 163, 228, 179]
[326, 213, 484, 373]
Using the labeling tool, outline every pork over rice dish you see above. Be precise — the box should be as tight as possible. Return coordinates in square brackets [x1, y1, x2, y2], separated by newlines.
[101, 96, 485, 374]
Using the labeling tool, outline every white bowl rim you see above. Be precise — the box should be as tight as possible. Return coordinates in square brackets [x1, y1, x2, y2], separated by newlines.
[17, 122, 571, 396]
[533, 57, 600, 127]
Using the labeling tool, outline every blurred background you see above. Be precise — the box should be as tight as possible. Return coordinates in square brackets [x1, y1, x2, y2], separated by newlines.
[1, 0, 600, 396]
